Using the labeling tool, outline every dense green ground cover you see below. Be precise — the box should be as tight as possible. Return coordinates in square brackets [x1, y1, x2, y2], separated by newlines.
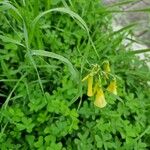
[0, 0, 150, 149]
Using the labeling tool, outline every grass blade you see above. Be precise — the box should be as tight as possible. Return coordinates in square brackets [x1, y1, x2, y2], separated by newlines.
[32, 7, 89, 34]
[2, 73, 27, 109]
[0, 35, 25, 47]
[112, 23, 137, 35]
[30, 50, 79, 82]
[31, 7, 99, 58]
[106, 0, 138, 8]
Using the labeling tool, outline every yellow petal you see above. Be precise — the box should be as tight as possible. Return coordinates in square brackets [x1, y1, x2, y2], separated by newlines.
[87, 75, 93, 97]
[94, 88, 107, 108]
[107, 80, 117, 95]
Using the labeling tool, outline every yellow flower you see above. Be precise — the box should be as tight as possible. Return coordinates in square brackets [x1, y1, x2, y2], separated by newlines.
[82, 74, 93, 97]
[87, 75, 93, 97]
[94, 87, 107, 108]
[107, 79, 117, 95]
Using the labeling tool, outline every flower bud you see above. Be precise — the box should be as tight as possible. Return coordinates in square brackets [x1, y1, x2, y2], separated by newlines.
[87, 75, 93, 97]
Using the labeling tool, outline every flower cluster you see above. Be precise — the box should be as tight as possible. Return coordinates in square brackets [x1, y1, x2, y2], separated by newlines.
[82, 61, 117, 108]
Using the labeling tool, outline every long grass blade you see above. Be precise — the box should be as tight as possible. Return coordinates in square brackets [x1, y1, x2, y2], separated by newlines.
[106, 0, 138, 8]
[0, 35, 25, 47]
[3, 73, 27, 109]
[30, 50, 79, 82]
[32, 7, 89, 34]
[112, 23, 137, 35]
[31, 7, 99, 58]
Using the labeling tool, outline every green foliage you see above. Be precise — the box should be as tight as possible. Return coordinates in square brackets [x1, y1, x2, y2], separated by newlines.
[0, 0, 150, 149]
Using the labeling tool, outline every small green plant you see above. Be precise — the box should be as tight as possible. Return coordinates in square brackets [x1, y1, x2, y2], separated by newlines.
[0, 0, 150, 149]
